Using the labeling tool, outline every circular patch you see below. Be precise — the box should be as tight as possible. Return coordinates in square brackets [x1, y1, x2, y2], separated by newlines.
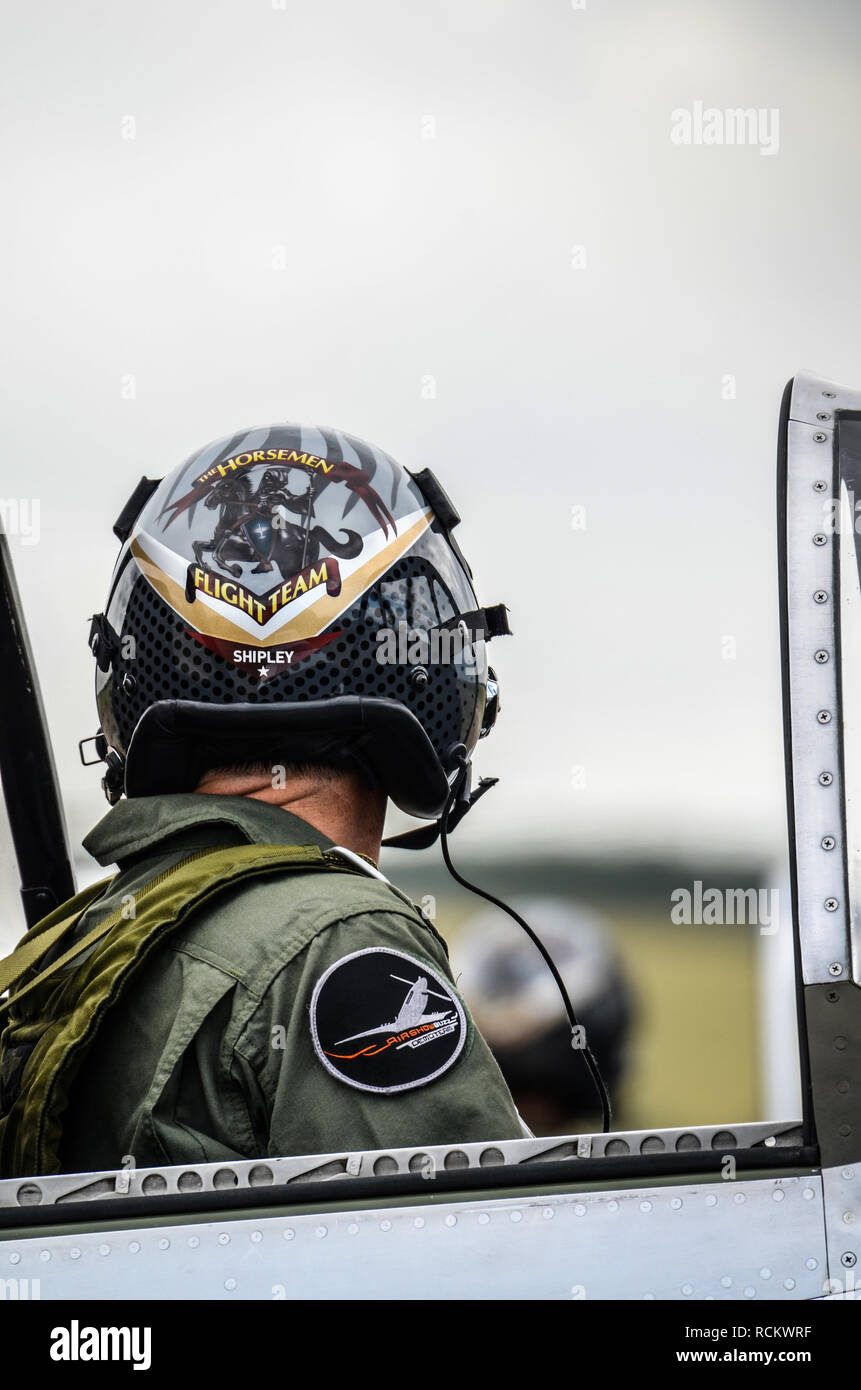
[309, 947, 466, 1093]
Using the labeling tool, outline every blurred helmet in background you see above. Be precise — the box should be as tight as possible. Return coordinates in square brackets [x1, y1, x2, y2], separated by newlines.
[452, 898, 635, 1132]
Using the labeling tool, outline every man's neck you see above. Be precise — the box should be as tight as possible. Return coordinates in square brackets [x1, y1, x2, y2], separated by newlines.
[195, 768, 387, 864]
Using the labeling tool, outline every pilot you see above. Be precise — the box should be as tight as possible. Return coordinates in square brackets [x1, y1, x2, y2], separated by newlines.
[0, 425, 527, 1176]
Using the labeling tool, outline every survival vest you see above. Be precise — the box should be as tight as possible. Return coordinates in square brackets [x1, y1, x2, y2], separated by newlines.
[0, 842, 363, 1178]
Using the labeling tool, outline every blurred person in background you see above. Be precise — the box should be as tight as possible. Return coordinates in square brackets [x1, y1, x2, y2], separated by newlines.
[452, 898, 635, 1135]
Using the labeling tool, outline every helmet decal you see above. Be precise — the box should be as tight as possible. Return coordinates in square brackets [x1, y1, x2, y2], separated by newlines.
[129, 430, 432, 660]
[129, 509, 432, 658]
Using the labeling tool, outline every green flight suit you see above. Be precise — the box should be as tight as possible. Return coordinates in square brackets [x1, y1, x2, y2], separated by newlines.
[58, 794, 525, 1173]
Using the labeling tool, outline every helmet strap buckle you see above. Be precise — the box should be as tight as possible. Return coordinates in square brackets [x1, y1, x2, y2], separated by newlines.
[100, 747, 126, 805]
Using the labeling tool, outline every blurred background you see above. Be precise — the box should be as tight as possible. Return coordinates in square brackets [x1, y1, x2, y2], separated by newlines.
[2, 0, 859, 1133]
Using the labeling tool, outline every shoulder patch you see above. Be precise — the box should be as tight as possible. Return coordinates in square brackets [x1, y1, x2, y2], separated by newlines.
[309, 947, 466, 1093]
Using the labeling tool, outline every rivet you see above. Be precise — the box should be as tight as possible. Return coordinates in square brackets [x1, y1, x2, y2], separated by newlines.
[157, 1238, 169, 1250]
[128, 1242, 140, 1254]
[640, 1200, 652, 1213]
[39, 1250, 51, 1262]
[543, 1208, 554, 1220]
[784, 1278, 796, 1290]
[733, 1193, 746, 1204]
[772, 1189, 785, 1202]
[414, 1217, 425, 1229]
[813, 533, 828, 546]
[218, 1233, 230, 1245]
[283, 1229, 295, 1241]
[825, 898, 840, 911]
[843, 1169, 856, 1180]
[98, 1243, 110, 1256]
[829, 962, 844, 976]
[815, 652, 830, 665]
[835, 1035, 849, 1050]
[510, 1210, 523, 1223]
[744, 1286, 756, 1298]
[224, 1278, 236, 1291]
[817, 710, 832, 723]
[188, 1236, 200, 1248]
[607, 1200, 619, 1212]
[820, 771, 834, 785]
[843, 1210, 856, 1223]
[681, 1283, 693, 1296]
[347, 1224, 358, 1236]
[813, 432, 829, 443]
[706, 1194, 718, 1207]
[760, 1267, 772, 1279]
[806, 1258, 818, 1270]
[803, 1188, 816, 1200]
[764, 1136, 777, 1147]
[671, 1198, 683, 1210]
[837, 1080, 851, 1093]
[70, 1248, 81, 1260]
[478, 1213, 490, 1226]
[814, 590, 829, 603]
[445, 1215, 457, 1227]
[8, 1254, 20, 1265]
[840, 1125, 853, 1137]
[380, 1220, 392, 1231]
[575, 1203, 587, 1216]
[721, 1276, 732, 1288]
[822, 836, 836, 850]
[315, 1226, 327, 1238]
[251, 1231, 262, 1243]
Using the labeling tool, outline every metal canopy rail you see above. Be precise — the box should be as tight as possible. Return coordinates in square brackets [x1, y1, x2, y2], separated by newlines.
[778, 369, 861, 1294]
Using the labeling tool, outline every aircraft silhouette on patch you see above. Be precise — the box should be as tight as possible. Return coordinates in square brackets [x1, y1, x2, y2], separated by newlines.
[330, 974, 454, 1053]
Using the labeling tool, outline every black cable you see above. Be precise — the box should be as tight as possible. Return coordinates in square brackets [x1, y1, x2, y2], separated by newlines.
[439, 763, 612, 1132]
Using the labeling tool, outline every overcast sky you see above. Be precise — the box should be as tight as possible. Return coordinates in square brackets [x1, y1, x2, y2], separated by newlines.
[1, 0, 860, 929]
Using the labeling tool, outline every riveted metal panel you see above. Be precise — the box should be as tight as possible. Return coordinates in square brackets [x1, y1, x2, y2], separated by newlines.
[0, 1173, 826, 1301]
[789, 372, 861, 429]
[784, 385, 848, 985]
[821, 1161, 861, 1294]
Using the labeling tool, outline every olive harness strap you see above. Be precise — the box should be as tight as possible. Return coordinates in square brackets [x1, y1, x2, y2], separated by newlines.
[0, 842, 365, 1176]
